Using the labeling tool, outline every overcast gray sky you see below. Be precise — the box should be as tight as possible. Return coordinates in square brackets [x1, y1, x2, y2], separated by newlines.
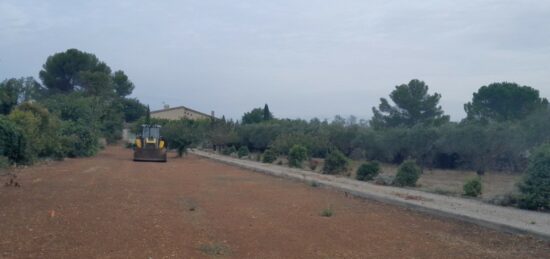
[1, 0, 549, 121]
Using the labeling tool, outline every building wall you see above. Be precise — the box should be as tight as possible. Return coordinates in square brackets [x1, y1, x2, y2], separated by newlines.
[151, 107, 211, 120]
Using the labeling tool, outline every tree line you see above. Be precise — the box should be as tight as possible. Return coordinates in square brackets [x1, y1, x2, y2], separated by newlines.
[154, 79, 549, 174]
[0, 49, 147, 166]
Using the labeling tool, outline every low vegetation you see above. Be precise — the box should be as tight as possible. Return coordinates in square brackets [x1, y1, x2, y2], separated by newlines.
[518, 143, 550, 210]
[320, 206, 333, 217]
[323, 149, 349, 174]
[463, 177, 483, 197]
[237, 146, 250, 158]
[288, 144, 308, 168]
[394, 160, 422, 187]
[222, 146, 237, 156]
[198, 242, 231, 256]
[356, 161, 380, 181]
[262, 149, 277, 163]
[0, 156, 9, 170]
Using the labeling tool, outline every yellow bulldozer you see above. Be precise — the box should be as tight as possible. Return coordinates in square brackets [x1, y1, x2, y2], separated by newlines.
[133, 124, 167, 162]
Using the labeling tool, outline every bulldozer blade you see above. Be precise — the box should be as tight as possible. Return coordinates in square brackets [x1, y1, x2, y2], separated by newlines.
[133, 149, 167, 162]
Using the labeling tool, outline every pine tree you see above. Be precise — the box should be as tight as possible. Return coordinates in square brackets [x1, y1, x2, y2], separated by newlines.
[263, 104, 273, 121]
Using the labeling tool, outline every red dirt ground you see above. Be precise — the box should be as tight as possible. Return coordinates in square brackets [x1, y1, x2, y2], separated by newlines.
[0, 146, 548, 258]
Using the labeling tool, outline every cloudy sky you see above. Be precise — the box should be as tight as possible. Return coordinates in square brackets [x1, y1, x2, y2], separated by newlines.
[1, 0, 549, 121]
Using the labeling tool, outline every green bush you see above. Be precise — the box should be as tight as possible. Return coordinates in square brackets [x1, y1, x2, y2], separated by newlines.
[356, 161, 380, 181]
[270, 133, 330, 158]
[0, 116, 28, 163]
[8, 103, 66, 161]
[394, 160, 422, 187]
[518, 143, 550, 210]
[222, 146, 237, 155]
[320, 206, 333, 217]
[7, 110, 40, 163]
[0, 156, 10, 169]
[463, 177, 482, 197]
[237, 146, 250, 158]
[172, 136, 192, 157]
[60, 121, 100, 157]
[288, 144, 308, 168]
[323, 149, 349, 174]
[162, 118, 208, 150]
[262, 149, 277, 163]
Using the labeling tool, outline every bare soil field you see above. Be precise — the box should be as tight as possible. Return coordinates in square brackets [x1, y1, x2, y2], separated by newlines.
[0, 146, 548, 258]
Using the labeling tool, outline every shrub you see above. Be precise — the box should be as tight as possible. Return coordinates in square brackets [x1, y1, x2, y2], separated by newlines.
[222, 146, 237, 155]
[288, 144, 308, 168]
[308, 159, 319, 170]
[172, 136, 192, 157]
[323, 149, 349, 174]
[270, 133, 330, 158]
[488, 193, 518, 207]
[0, 116, 28, 163]
[320, 206, 333, 217]
[7, 110, 40, 163]
[262, 149, 277, 163]
[237, 146, 249, 158]
[463, 177, 482, 197]
[309, 181, 319, 187]
[518, 143, 550, 210]
[9, 103, 65, 160]
[356, 161, 380, 181]
[60, 121, 100, 157]
[394, 160, 422, 187]
[0, 156, 9, 169]
[373, 175, 394, 186]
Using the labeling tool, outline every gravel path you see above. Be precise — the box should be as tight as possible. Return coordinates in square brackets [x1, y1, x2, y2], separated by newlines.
[192, 149, 550, 240]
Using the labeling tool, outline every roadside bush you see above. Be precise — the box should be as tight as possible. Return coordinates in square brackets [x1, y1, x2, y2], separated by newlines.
[172, 136, 192, 157]
[308, 159, 319, 170]
[488, 193, 519, 207]
[356, 161, 380, 181]
[0, 116, 28, 163]
[463, 177, 482, 197]
[0, 156, 9, 169]
[270, 133, 329, 158]
[373, 175, 394, 186]
[8, 109, 40, 163]
[237, 146, 249, 158]
[394, 160, 422, 187]
[518, 143, 550, 210]
[162, 119, 209, 150]
[262, 149, 277, 163]
[60, 121, 100, 157]
[222, 146, 237, 155]
[14, 102, 64, 159]
[323, 149, 349, 174]
[288, 144, 308, 168]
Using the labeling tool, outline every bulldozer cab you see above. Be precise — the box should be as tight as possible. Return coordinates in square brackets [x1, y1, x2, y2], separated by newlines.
[133, 124, 167, 162]
[142, 125, 160, 139]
